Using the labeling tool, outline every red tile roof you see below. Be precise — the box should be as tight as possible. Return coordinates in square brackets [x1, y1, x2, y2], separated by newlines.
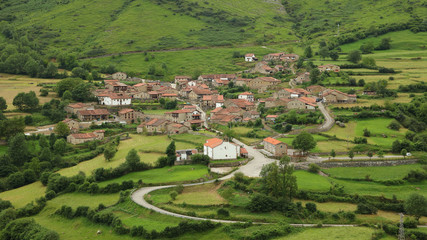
[240, 148, 248, 154]
[204, 138, 223, 148]
[266, 115, 278, 118]
[256, 77, 280, 83]
[264, 137, 284, 145]
[70, 133, 97, 139]
[78, 109, 109, 116]
[239, 92, 253, 96]
[145, 118, 167, 126]
[118, 108, 134, 114]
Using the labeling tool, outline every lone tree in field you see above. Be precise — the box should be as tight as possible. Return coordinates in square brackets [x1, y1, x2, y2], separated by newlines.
[292, 131, 316, 156]
[348, 150, 354, 160]
[104, 142, 117, 162]
[126, 149, 140, 171]
[166, 141, 176, 166]
[347, 50, 362, 63]
[260, 156, 297, 201]
[405, 193, 427, 222]
[304, 46, 313, 58]
[54, 122, 70, 138]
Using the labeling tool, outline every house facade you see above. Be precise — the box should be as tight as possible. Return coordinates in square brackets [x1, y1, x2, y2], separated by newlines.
[245, 53, 256, 62]
[263, 137, 287, 156]
[67, 130, 105, 145]
[318, 64, 340, 72]
[99, 93, 132, 106]
[112, 72, 128, 80]
[203, 138, 240, 160]
[238, 92, 254, 102]
[118, 108, 143, 123]
[77, 109, 109, 121]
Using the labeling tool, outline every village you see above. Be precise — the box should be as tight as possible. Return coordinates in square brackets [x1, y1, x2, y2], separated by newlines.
[47, 52, 357, 165]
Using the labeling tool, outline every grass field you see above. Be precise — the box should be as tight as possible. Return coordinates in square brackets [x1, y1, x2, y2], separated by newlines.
[174, 183, 227, 205]
[277, 227, 377, 240]
[98, 165, 209, 187]
[58, 134, 204, 177]
[0, 181, 46, 208]
[294, 171, 331, 192]
[279, 135, 354, 153]
[0, 73, 59, 110]
[324, 164, 424, 181]
[325, 118, 407, 148]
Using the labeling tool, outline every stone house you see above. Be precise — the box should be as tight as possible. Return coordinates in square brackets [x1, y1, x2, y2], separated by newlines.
[203, 138, 240, 160]
[198, 74, 236, 83]
[280, 54, 299, 62]
[265, 98, 291, 108]
[77, 109, 109, 121]
[165, 109, 200, 123]
[62, 118, 80, 133]
[174, 76, 192, 83]
[263, 137, 287, 156]
[318, 64, 340, 72]
[188, 88, 212, 101]
[167, 123, 189, 135]
[294, 72, 310, 84]
[287, 99, 307, 110]
[306, 85, 326, 96]
[243, 110, 260, 119]
[65, 102, 90, 115]
[202, 95, 224, 108]
[67, 130, 105, 145]
[133, 83, 148, 92]
[265, 115, 278, 122]
[248, 77, 280, 93]
[234, 78, 252, 87]
[273, 89, 292, 99]
[224, 99, 255, 111]
[322, 89, 357, 103]
[118, 108, 143, 123]
[138, 118, 168, 134]
[105, 81, 128, 92]
[263, 53, 284, 61]
[112, 72, 128, 80]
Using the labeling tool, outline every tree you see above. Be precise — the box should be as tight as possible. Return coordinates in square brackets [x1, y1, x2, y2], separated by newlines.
[44, 62, 58, 78]
[392, 140, 402, 153]
[348, 150, 354, 160]
[359, 42, 375, 54]
[401, 149, 407, 159]
[71, 67, 88, 79]
[91, 70, 101, 80]
[104, 142, 117, 162]
[363, 128, 371, 137]
[126, 149, 140, 171]
[319, 47, 329, 60]
[54, 122, 70, 138]
[377, 150, 384, 158]
[292, 131, 316, 155]
[169, 191, 178, 201]
[7, 172, 25, 188]
[62, 90, 72, 100]
[358, 79, 365, 86]
[53, 138, 67, 155]
[347, 50, 362, 63]
[24, 59, 40, 77]
[405, 194, 427, 221]
[330, 149, 336, 159]
[12, 91, 39, 112]
[329, 51, 339, 61]
[58, 53, 78, 70]
[260, 156, 297, 201]
[362, 57, 376, 67]
[0, 117, 25, 139]
[71, 83, 92, 102]
[166, 141, 176, 166]
[309, 68, 320, 84]
[304, 46, 313, 58]
[8, 133, 30, 166]
[39, 147, 52, 163]
[0, 97, 7, 111]
[376, 38, 392, 50]
[56, 78, 84, 97]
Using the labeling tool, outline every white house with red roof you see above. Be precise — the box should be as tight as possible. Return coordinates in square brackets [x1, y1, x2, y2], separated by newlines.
[238, 92, 254, 102]
[203, 138, 241, 160]
[245, 53, 257, 62]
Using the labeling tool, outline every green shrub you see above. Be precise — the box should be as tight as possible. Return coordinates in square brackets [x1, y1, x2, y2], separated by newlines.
[356, 203, 378, 214]
[217, 208, 230, 217]
[305, 202, 317, 212]
[308, 163, 320, 173]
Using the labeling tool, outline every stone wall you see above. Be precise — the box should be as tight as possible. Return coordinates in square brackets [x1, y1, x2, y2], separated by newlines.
[316, 159, 418, 168]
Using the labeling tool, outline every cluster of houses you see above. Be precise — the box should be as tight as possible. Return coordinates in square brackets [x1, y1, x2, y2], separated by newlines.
[247, 52, 299, 75]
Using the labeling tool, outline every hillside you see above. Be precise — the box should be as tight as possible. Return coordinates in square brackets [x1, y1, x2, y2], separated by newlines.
[0, 0, 425, 57]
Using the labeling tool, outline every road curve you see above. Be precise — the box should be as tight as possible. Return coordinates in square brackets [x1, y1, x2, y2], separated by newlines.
[317, 102, 335, 131]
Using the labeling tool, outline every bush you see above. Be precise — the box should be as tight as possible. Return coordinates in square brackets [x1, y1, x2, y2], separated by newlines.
[247, 193, 276, 212]
[45, 190, 56, 200]
[169, 191, 178, 201]
[305, 202, 317, 212]
[403, 217, 418, 228]
[356, 203, 378, 214]
[308, 163, 320, 173]
[388, 120, 401, 130]
[217, 208, 230, 217]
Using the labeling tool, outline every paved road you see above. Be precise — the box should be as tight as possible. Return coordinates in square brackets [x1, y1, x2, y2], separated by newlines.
[317, 102, 335, 131]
